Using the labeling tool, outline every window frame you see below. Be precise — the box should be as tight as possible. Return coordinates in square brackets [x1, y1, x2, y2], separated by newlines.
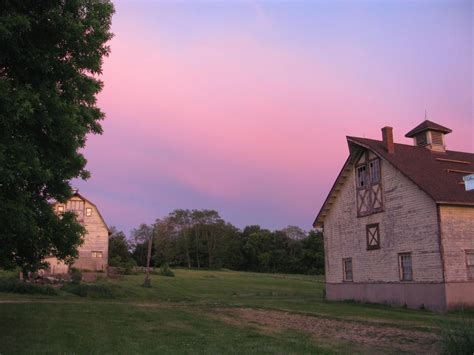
[356, 164, 368, 189]
[368, 158, 380, 184]
[366, 223, 380, 250]
[355, 154, 383, 217]
[91, 251, 103, 259]
[85, 207, 93, 217]
[343, 258, 353, 282]
[398, 253, 413, 281]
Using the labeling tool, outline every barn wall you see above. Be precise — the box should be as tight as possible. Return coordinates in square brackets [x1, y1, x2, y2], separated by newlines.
[73, 199, 109, 271]
[324, 150, 443, 287]
[49, 197, 109, 273]
[439, 205, 474, 308]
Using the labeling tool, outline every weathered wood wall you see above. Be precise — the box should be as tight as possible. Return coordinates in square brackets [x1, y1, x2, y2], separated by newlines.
[324, 150, 443, 284]
[439, 205, 474, 282]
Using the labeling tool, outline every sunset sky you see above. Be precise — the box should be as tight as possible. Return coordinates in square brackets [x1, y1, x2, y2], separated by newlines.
[75, 0, 473, 235]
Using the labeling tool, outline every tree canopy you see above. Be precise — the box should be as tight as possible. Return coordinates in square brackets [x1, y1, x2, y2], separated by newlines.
[0, 1, 114, 272]
[116, 209, 325, 275]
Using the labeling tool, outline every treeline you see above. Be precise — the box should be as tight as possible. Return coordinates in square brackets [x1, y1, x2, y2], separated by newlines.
[109, 209, 324, 275]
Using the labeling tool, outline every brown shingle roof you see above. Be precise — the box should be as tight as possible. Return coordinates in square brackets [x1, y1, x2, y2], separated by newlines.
[347, 136, 474, 205]
[405, 120, 452, 137]
[313, 136, 474, 228]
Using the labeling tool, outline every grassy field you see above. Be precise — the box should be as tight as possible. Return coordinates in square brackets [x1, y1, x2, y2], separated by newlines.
[0, 268, 471, 354]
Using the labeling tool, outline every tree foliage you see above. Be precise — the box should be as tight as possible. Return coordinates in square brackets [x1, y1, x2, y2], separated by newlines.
[0, 1, 114, 272]
[130, 209, 325, 275]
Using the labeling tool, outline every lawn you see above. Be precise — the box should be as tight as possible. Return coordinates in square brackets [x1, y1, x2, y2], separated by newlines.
[0, 269, 470, 354]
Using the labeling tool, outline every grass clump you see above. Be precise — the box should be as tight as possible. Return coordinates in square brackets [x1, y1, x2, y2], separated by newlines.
[440, 311, 474, 354]
[159, 263, 175, 277]
[0, 278, 57, 295]
[61, 282, 122, 299]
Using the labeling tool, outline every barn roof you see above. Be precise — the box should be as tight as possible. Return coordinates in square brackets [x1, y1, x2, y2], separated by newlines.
[313, 137, 474, 228]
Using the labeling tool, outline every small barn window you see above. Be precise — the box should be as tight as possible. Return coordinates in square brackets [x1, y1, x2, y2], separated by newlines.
[91, 251, 103, 258]
[356, 165, 367, 188]
[366, 224, 380, 250]
[466, 251, 474, 280]
[343, 258, 353, 282]
[369, 159, 380, 184]
[399, 253, 413, 281]
[86, 207, 92, 217]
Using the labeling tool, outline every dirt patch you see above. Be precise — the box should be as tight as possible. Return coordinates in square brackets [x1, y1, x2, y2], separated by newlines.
[214, 308, 440, 354]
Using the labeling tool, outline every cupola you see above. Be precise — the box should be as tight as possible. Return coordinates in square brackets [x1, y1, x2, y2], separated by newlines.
[405, 120, 452, 153]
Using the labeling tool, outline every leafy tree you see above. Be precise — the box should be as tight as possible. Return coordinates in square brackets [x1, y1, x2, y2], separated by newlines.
[130, 224, 154, 267]
[0, 1, 114, 273]
[108, 227, 132, 266]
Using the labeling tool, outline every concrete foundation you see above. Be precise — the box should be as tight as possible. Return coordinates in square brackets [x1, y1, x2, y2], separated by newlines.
[326, 282, 447, 310]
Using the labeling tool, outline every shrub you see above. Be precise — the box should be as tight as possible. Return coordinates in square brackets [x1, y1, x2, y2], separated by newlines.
[440, 311, 474, 355]
[0, 278, 57, 295]
[159, 263, 175, 277]
[61, 282, 121, 298]
[70, 267, 82, 284]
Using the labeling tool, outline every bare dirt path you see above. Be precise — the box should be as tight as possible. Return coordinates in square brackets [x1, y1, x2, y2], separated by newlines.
[214, 307, 440, 354]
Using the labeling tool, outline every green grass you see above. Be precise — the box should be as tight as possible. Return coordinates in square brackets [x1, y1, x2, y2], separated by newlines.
[0, 268, 472, 354]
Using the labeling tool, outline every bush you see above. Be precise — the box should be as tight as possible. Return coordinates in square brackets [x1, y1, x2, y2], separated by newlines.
[159, 263, 175, 277]
[70, 267, 82, 284]
[61, 282, 121, 298]
[440, 311, 474, 355]
[0, 278, 57, 295]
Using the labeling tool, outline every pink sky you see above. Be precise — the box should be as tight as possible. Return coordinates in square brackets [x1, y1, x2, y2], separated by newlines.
[76, 0, 473, 234]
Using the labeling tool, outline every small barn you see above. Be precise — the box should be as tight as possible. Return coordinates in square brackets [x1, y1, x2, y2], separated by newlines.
[313, 120, 474, 310]
[45, 190, 110, 274]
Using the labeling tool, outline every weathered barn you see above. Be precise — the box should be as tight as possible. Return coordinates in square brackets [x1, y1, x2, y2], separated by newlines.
[313, 120, 474, 310]
[45, 191, 110, 274]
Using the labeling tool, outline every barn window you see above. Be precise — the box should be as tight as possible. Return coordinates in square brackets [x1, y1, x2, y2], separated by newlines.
[466, 251, 474, 280]
[366, 224, 380, 250]
[399, 253, 413, 281]
[369, 159, 380, 184]
[355, 156, 383, 217]
[356, 165, 367, 188]
[91, 251, 103, 258]
[343, 258, 353, 282]
[86, 207, 92, 217]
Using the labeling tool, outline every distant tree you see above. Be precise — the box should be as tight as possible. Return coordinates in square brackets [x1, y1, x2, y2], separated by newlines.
[282, 226, 307, 240]
[0, 1, 114, 273]
[300, 230, 325, 275]
[130, 224, 154, 267]
[108, 227, 132, 266]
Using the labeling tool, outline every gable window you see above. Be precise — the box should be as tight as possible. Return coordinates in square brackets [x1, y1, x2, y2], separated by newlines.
[91, 251, 103, 258]
[369, 159, 380, 184]
[343, 258, 353, 282]
[366, 224, 380, 250]
[466, 251, 474, 280]
[355, 156, 383, 217]
[356, 165, 367, 188]
[399, 253, 413, 281]
[85, 207, 92, 217]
